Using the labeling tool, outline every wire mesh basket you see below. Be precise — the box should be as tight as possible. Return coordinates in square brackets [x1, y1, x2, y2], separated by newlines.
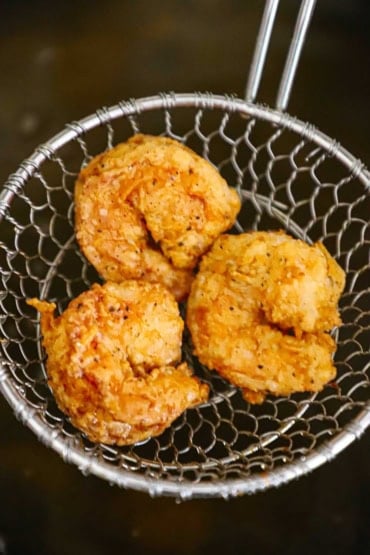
[0, 3, 369, 500]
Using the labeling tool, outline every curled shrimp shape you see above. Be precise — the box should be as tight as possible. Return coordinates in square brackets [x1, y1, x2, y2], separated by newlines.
[28, 281, 208, 445]
[186, 231, 345, 403]
[75, 134, 241, 301]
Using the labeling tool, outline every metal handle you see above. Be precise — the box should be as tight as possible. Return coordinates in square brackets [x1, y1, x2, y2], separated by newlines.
[245, 0, 317, 111]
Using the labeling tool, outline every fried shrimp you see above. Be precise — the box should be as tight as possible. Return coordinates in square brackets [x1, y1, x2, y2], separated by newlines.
[28, 281, 209, 445]
[187, 231, 345, 403]
[75, 134, 241, 301]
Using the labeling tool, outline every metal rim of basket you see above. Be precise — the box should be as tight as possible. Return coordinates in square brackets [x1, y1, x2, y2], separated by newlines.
[0, 92, 369, 499]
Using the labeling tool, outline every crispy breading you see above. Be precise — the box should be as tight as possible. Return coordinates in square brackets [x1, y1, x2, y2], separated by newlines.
[75, 134, 241, 301]
[199, 231, 345, 333]
[28, 281, 209, 445]
[187, 231, 345, 403]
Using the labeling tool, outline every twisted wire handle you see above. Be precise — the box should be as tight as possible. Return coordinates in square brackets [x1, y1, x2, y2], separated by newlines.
[245, 0, 317, 111]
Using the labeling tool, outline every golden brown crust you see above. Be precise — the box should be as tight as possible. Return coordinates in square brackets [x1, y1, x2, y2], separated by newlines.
[74, 134, 240, 301]
[28, 281, 208, 445]
[186, 231, 345, 403]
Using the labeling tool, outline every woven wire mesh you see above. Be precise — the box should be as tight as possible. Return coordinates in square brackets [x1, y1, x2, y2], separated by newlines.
[0, 93, 369, 498]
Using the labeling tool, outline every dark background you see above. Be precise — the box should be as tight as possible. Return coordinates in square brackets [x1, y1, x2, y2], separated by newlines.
[0, 1, 369, 554]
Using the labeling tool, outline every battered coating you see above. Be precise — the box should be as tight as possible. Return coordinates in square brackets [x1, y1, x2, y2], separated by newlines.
[187, 231, 345, 403]
[28, 281, 209, 445]
[75, 134, 241, 301]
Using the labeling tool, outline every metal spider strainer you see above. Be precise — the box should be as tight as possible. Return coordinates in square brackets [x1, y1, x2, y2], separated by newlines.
[0, 0, 369, 499]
